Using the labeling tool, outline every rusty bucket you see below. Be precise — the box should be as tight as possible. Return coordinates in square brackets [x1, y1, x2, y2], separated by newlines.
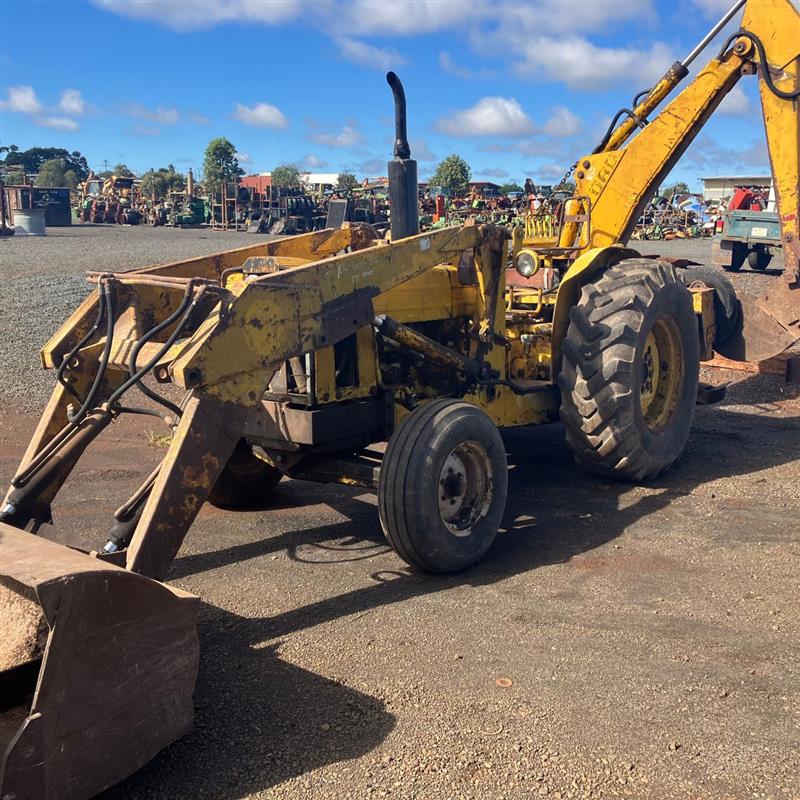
[0, 525, 198, 799]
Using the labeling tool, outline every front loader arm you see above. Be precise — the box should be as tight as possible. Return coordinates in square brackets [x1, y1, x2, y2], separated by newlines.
[170, 225, 481, 393]
[3, 224, 506, 581]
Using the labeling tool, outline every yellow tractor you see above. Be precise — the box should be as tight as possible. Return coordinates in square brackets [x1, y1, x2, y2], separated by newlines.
[1, 0, 799, 795]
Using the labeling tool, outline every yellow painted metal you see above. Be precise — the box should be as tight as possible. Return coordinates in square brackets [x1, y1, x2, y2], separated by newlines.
[564, 53, 743, 251]
[640, 315, 683, 433]
[743, 0, 800, 281]
[312, 325, 379, 403]
[394, 386, 559, 431]
[170, 226, 481, 396]
[374, 267, 476, 322]
[690, 286, 716, 361]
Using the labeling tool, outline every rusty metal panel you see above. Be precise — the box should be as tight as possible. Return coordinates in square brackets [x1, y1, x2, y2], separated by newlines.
[243, 398, 382, 448]
[0, 526, 198, 800]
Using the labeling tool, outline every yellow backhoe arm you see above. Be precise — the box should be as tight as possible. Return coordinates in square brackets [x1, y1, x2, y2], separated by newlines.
[554, 0, 800, 361]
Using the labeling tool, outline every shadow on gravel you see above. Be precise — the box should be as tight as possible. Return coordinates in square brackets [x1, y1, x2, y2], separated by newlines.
[102, 611, 395, 800]
[112, 376, 799, 798]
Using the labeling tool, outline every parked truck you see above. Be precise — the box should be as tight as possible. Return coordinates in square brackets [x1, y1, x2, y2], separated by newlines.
[712, 186, 782, 271]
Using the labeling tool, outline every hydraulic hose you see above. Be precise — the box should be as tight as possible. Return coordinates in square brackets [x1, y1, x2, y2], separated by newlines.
[122, 281, 200, 418]
[56, 284, 106, 403]
[12, 281, 116, 487]
[109, 283, 205, 407]
[718, 31, 800, 100]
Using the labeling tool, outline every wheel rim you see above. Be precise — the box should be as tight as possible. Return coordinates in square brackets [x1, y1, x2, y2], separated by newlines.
[639, 316, 683, 432]
[437, 441, 493, 537]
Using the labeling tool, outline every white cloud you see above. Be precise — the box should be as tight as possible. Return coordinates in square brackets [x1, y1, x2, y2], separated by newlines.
[300, 153, 330, 169]
[92, 0, 303, 31]
[438, 52, 493, 80]
[683, 135, 769, 170]
[130, 123, 161, 137]
[409, 137, 437, 162]
[309, 124, 365, 148]
[0, 85, 43, 114]
[435, 97, 535, 138]
[37, 116, 79, 131]
[690, 0, 744, 19]
[189, 111, 210, 125]
[357, 157, 386, 175]
[236, 152, 252, 164]
[512, 36, 674, 89]
[233, 102, 289, 128]
[478, 167, 510, 178]
[541, 106, 582, 137]
[535, 163, 568, 180]
[335, 0, 488, 36]
[124, 103, 180, 124]
[335, 38, 404, 71]
[717, 85, 751, 115]
[93, 0, 675, 94]
[57, 89, 86, 115]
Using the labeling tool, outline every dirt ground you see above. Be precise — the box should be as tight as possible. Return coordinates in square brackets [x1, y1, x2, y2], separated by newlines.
[1, 227, 798, 799]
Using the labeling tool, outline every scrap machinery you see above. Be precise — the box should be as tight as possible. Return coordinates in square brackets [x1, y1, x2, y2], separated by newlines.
[1, 0, 799, 796]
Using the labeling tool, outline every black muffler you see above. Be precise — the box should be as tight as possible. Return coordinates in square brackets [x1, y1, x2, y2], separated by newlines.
[386, 71, 419, 240]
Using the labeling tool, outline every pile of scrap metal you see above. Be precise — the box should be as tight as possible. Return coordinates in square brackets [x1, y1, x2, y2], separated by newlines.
[76, 174, 143, 225]
[632, 193, 717, 239]
[246, 188, 327, 235]
[147, 194, 208, 227]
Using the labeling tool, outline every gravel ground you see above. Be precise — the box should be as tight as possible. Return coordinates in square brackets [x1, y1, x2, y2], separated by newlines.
[1, 225, 798, 799]
[0, 224, 785, 411]
[0, 224, 243, 410]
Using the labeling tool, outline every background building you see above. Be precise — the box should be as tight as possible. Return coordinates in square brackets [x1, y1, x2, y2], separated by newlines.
[700, 175, 772, 201]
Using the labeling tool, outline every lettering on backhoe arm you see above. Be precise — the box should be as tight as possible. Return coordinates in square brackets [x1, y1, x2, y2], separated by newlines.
[590, 163, 614, 196]
[420, 237, 431, 251]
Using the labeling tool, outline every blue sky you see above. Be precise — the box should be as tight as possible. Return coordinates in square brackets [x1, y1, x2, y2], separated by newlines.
[0, 0, 774, 190]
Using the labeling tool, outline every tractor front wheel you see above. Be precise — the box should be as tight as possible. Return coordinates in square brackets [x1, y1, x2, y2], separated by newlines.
[378, 399, 507, 573]
[559, 259, 699, 481]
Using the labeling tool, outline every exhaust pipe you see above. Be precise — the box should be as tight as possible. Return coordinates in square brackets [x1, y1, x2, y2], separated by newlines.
[386, 72, 419, 240]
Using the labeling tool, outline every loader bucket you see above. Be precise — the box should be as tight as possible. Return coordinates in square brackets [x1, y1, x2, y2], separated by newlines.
[0, 524, 199, 799]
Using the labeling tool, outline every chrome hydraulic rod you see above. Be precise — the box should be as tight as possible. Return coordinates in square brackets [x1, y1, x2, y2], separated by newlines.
[682, 0, 746, 68]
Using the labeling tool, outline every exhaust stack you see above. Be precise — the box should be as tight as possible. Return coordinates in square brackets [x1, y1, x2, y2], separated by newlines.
[386, 72, 419, 240]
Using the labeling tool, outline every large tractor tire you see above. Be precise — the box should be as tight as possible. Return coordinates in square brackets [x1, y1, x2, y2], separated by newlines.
[208, 440, 282, 509]
[378, 399, 507, 573]
[678, 266, 739, 347]
[559, 259, 699, 481]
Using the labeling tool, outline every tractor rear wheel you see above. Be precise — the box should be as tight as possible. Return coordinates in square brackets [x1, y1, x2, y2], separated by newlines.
[678, 266, 739, 347]
[559, 259, 699, 481]
[378, 399, 507, 573]
[208, 440, 282, 509]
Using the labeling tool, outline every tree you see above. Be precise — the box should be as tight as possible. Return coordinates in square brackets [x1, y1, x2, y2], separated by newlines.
[113, 163, 135, 177]
[271, 163, 301, 188]
[4, 147, 89, 181]
[663, 181, 690, 199]
[1, 147, 26, 184]
[498, 182, 524, 195]
[140, 164, 186, 199]
[3, 168, 26, 185]
[202, 138, 244, 193]
[430, 154, 471, 194]
[336, 172, 359, 192]
[34, 158, 78, 188]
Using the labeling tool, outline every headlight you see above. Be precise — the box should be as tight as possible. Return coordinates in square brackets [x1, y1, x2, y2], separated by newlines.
[515, 249, 539, 278]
